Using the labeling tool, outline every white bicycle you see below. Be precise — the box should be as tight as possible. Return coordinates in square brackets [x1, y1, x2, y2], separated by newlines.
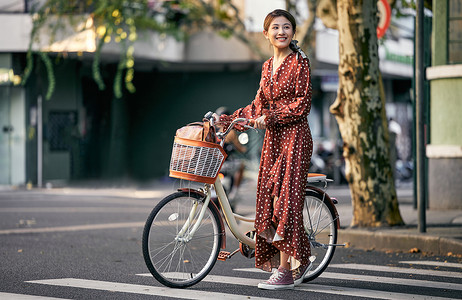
[142, 113, 342, 288]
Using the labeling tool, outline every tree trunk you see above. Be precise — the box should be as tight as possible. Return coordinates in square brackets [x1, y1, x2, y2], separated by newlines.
[330, 0, 404, 227]
[105, 95, 129, 179]
[299, 0, 318, 53]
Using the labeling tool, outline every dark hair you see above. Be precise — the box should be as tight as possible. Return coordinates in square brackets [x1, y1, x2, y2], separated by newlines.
[263, 9, 296, 32]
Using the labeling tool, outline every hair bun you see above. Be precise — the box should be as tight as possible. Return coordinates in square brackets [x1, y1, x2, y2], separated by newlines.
[290, 40, 307, 59]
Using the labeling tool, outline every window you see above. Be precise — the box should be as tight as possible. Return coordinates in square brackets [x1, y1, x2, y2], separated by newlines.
[448, 0, 462, 64]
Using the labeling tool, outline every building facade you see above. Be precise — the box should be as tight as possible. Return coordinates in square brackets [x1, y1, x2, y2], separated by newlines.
[426, 0, 462, 209]
[0, 0, 414, 187]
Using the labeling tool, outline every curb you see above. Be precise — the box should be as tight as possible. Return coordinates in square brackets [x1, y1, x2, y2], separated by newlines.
[339, 229, 462, 256]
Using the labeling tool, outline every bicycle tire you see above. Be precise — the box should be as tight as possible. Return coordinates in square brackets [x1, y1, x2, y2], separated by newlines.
[142, 191, 223, 288]
[302, 190, 338, 282]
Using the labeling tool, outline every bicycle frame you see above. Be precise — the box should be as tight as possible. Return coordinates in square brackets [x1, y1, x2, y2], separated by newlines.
[175, 117, 257, 249]
[174, 117, 341, 253]
[175, 178, 255, 250]
[213, 178, 256, 248]
[176, 194, 210, 243]
[177, 175, 345, 259]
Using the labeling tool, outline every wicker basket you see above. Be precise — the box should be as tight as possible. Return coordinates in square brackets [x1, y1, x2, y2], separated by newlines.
[169, 136, 227, 184]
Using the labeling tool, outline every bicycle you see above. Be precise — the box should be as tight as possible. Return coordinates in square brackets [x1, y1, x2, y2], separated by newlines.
[142, 113, 343, 288]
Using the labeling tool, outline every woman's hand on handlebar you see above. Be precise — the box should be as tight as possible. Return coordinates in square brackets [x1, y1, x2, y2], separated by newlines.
[211, 113, 220, 123]
[253, 115, 267, 130]
[209, 111, 264, 131]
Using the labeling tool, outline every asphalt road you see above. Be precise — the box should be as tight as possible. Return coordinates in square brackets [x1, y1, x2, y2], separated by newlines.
[1, 189, 461, 299]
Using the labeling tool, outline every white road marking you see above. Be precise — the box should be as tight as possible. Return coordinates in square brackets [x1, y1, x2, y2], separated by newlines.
[297, 283, 452, 300]
[330, 263, 462, 278]
[230, 268, 266, 273]
[27, 189, 165, 199]
[232, 267, 462, 290]
[0, 222, 145, 235]
[400, 260, 462, 269]
[319, 272, 462, 291]
[0, 207, 149, 213]
[0, 292, 69, 299]
[27, 278, 278, 300]
[137, 273, 456, 300]
[4, 196, 158, 206]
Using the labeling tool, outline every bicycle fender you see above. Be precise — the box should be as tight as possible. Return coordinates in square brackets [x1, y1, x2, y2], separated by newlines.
[177, 188, 207, 198]
[306, 186, 340, 229]
[177, 188, 226, 249]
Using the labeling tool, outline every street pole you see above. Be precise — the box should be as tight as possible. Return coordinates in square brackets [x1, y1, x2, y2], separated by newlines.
[37, 95, 43, 188]
[415, 0, 426, 233]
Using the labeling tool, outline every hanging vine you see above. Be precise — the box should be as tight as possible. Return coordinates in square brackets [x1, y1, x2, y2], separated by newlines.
[23, 0, 266, 100]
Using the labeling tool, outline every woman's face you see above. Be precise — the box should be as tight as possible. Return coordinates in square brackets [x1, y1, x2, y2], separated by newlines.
[264, 16, 295, 50]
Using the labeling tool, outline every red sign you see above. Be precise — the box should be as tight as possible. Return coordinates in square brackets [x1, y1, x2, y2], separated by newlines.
[377, 0, 391, 39]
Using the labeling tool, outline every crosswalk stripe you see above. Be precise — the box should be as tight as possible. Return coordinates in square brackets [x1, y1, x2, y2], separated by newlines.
[0, 292, 69, 299]
[297, 283, 453, 300]
[320, 271, 462, 291]
[400, 260, 462, 269]
[0, 222, 145, 235]
[137, 273, 455, 300]
[232, 268, 462, 291]
[330, 263, 462, 278]
[26, 278, 278, 300]
[0, 207, 149, 213]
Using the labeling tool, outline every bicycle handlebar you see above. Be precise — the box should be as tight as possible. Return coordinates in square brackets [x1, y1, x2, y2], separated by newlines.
[203, 111, 254, 141]
[216, 118, 254, 140]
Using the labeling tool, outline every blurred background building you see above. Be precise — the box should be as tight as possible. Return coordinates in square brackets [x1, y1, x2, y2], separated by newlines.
[426, 0, 462, 209]
[0, 0, 419, 192]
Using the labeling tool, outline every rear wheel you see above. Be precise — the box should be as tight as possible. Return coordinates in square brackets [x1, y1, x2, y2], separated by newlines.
[142, 191, 223, 288]
[302, 190, 338, 282]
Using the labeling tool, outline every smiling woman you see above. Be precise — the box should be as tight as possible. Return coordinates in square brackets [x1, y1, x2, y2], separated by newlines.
[263, 12, 296, 73]
[217, 9, 313, 290]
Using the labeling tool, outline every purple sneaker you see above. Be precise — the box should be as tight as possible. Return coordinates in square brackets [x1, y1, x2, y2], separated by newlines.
[293, 256, 315, 286]
[257, 266, 294, 290]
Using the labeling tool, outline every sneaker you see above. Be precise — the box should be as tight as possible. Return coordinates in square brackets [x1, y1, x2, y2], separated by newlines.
[293, 256, 316, 286]
[257, 266, 294, 290]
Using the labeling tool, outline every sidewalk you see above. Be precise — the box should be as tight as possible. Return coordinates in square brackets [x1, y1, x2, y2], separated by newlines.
[328, 184, 462, 256]
[3, 178, 462, 256]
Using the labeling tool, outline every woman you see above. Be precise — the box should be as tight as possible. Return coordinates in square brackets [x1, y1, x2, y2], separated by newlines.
[217, 9, 313, 290]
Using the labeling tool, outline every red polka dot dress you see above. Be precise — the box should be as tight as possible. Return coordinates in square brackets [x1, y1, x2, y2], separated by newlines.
[221, 51, 313, 271]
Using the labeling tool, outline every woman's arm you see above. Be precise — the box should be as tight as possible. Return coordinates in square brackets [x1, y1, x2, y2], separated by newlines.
[265, 57, 312, 127]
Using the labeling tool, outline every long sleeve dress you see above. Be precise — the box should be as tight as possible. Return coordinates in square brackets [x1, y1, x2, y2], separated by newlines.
[221, 51, 313, 271]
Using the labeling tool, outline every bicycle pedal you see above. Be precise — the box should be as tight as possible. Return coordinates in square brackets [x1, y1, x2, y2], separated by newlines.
[217, 251, 231, 261]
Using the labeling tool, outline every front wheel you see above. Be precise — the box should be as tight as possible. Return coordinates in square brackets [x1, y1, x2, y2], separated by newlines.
[302, 190, 338, 282]
[142, 191, 223, 288]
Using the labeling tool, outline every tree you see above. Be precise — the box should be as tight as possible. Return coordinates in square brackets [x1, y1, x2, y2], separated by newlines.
[24, 0, 182, 99]
[317, 0, 403, 227]
[23, 0, 264, 100]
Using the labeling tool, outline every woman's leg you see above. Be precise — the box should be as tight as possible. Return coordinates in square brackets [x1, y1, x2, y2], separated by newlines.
[271, 196, 291, 270]
[280, 251, 290, 270]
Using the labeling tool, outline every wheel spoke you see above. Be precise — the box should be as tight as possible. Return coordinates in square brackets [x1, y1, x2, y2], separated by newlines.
[149, 240, 176, 257]
[142, 192, 222, 288]
[302, 192, 338, 282]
